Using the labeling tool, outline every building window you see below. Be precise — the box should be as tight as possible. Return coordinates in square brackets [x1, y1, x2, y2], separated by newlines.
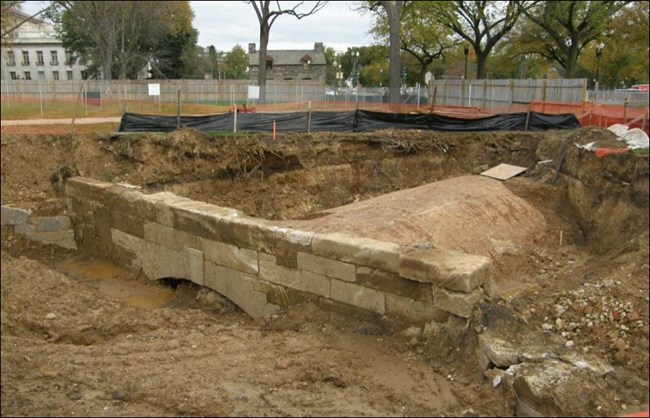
[65, 51, 74, 65]
[36, 51, 44, 66]
[50, 50, 58, 65]
[24, 71, 31, 80]
[53, 71, 59, 80]
[10, 71, 18, 79]
[38, 71, 45, 81]
[66, 70, 73, 80]
[21, 51, 30, 65]
[6, 51, 16, 66]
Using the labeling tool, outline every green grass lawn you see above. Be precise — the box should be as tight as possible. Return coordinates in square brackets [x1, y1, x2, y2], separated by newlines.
[0, 99, 231, 120]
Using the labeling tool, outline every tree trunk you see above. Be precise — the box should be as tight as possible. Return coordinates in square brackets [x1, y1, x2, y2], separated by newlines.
[102, 46, 113, 80]
[564, 43, 579, 78]
[383, 1, 402, 110]
[475, 52, 487, 80]
[257, 23, 270, 104]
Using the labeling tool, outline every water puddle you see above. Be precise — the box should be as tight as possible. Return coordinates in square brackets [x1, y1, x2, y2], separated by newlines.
[57, 258, 175, 310]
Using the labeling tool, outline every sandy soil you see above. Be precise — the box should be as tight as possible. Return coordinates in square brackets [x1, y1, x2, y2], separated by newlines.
[1, 125, 648, 416]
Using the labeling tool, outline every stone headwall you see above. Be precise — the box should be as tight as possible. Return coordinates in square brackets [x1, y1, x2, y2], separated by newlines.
[66, 177, 494, 323]
[1, 205, 77, 250]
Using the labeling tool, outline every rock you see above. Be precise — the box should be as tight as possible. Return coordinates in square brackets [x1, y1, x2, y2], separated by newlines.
[402, 326, 422, 338]
[613, 338, 626, 351]
[478, 334, 519, 368]
[45, 313, 57, 320]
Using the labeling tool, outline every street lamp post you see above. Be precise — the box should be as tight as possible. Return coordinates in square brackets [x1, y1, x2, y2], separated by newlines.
[595, 42, 604, 86]
[463, 43, 469, 79]
[353, 51, 360, 103]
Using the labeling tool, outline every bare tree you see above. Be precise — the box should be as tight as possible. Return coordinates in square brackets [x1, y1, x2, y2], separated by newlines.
[1, 1, 56, 41]
[246, 1, 327, 104]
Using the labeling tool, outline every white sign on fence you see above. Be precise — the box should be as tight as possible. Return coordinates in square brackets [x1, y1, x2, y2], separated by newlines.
[148, 83, 160, 96]
[247, 85, 259, 100]
[425, 71, 433, 85]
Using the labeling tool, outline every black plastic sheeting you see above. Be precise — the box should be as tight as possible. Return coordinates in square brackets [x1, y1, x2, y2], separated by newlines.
[117, 109, 580, 133]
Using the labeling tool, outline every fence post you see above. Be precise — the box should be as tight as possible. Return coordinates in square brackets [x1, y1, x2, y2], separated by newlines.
[233, 104, 237, 133]
[307, 101, 312, 133]
[176, 87, 181, 130]
[509, 80, 514, 110]
[623, 96, 629, 125]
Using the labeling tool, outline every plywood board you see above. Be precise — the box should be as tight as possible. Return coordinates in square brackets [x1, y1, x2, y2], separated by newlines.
[480, 163, 527, 181]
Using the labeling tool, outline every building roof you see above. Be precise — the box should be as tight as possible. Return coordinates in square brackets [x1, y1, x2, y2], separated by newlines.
[248, 49, 326, 66]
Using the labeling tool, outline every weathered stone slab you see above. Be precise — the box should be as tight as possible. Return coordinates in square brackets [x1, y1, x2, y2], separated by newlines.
[33, 216, 72, 232]
[259, 253, 330, 297]
[1, 206, 32, 225]
[356, 266, 434, 303]
[24, 230, 77, 250]
[186, 247, 204, 286]
[111, 228, 146, 269]
[478, 333, 520, 368]
[200, 237, 258, 274]
[138, 241, 187, 280]
[385, 293, 449, 323]
[205, 261, 279, 319]
[330, 279, 385, 314]
[432, 287, 483, 318]
[312, 232, 401, 273]
[14, 223, 36, 234]
[111, 210, 145, 238]
[400, 248, 491, 293]
[256, 226, 315, 261]
[297, 252, 356, 282]
[255, 281, 319, 307]
[144, 221, 198, 251]
[104, 185, 156, 221]
[65, 177, 113, 201]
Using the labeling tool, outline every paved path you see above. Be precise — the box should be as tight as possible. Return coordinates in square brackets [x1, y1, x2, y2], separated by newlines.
[1, 117, 121, 126]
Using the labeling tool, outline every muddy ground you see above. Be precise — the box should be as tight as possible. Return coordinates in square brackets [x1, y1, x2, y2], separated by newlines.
[1, 126, 648, 416]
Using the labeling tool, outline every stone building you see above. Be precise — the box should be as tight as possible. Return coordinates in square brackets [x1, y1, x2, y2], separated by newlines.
[248, 42, 326, 82]
[0, 8, 88, 81]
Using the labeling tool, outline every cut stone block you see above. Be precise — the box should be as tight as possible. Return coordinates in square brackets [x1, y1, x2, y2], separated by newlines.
[24, 230, 77, 250]
[312, 232, 401, 273]
[205, 261, 279, 320]
[432, 287, 483, 318]
[385, 293, 449, 323]
[144, 221, 198, 252]
[1, 206, 32, 225]
[297, 252, 356, 282]
[356, 266, 433, 303]
[65, 177, 113, 201]
[200, 237, 258, 274]
[330, 279, 385, 314]
[186, 247, 204, 286]
[400, 248, 491, 293]
[259, 253, 330, 297]
[34, 216, 72, 232]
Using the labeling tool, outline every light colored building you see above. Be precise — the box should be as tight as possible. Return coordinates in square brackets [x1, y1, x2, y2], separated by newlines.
[248, 42, 326, 82]
[1, 8, 88, 81]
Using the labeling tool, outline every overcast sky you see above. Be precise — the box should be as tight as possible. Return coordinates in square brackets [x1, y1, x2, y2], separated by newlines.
[21, 1, 378, 53]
